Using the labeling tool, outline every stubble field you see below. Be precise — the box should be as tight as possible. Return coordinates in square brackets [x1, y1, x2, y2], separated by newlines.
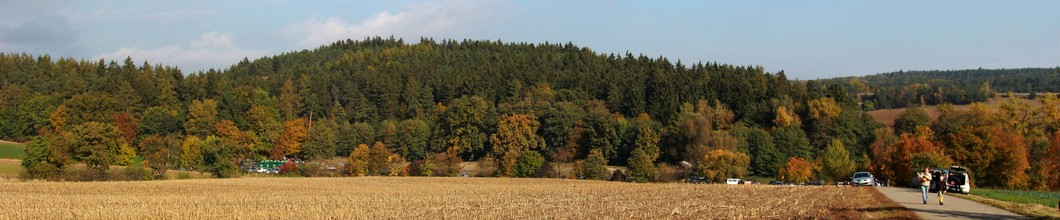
[0, 177, 880, 219]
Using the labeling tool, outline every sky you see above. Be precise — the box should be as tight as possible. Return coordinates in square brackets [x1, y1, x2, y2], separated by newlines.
[1, 0, 1057, 79]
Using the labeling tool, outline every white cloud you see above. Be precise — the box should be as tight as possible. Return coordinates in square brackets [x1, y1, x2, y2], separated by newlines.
[93, 32, 264, 72]
[288, 0, 506, 48]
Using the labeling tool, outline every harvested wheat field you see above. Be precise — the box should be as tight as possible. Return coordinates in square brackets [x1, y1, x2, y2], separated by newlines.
[0, 177, 883, 219]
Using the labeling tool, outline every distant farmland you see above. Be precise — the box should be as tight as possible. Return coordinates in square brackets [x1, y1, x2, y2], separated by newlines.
[866, 97, 1030, 127]
[1, 177, 885, 219]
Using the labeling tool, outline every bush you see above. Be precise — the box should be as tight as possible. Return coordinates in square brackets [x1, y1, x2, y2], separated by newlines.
[514, 151, 544, 178]
[121, 162, 153, 181]
[300, 159, 346, 177]
[408, 160, 435, 176]
[609, 169, 626, 182]
[278, 161, 299, 176]
[655, 163, 684, 182]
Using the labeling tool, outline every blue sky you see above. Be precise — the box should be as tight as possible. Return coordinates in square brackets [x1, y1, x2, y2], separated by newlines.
[1, 0, 1057, 79]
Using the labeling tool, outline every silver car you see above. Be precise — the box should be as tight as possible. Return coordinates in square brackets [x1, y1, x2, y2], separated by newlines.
[851, 172, 876, 186]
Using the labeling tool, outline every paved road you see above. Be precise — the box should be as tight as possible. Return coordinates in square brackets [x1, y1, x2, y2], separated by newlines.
[875, 186, 1026, 220]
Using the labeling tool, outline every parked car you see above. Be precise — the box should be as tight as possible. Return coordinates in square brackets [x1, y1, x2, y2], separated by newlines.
[688, 176, 706, 184]
[851, 172, 876, 186]
[768, 180, 784, 185]
[725, 178, 741, 185]
[947, 166, 971, 194]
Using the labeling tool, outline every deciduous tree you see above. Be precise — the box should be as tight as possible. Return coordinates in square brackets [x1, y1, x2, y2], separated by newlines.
[696, 149, 750, 183]
[489, 114, 545, 177]
[185, 99, 219, 137]
[819, 139, 855, 182]
[779, 157, 814, 184]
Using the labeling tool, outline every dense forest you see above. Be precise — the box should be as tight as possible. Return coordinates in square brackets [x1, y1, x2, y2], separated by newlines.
[829, 68, 1060, 109]
[2, 37, 1058, 190]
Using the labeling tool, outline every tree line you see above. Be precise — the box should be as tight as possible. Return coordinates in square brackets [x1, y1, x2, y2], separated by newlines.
[3, 37, 1054, 188]
[829, 68, 1060, 109]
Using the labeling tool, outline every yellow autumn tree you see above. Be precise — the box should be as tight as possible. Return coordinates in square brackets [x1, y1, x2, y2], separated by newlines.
[807, 97, 841, 122]
[773, 106, 800, 127]
[489, 114, 545, 177]
[346, 144, 370, 176]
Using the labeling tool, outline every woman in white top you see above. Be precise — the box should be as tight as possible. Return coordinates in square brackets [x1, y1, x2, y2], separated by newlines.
[917, 167, 931, 204]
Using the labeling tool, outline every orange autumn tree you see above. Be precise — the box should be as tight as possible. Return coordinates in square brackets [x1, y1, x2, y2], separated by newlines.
[1037, 132, 1060, 190]
[272, 118, 308, 159]
[778, 157, 814, 184]
[873, 130, 945, 187]
[112, 111, 140, 148]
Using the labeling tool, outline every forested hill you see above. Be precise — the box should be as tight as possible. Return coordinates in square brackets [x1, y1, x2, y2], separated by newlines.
[1, 37, 881, 182]
[836, 68, 1060, 109]
[221, 37, 808, 125]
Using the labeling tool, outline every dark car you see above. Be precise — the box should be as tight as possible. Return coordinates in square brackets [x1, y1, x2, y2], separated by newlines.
[688, 176, 706, 184]
[768, 180, 784, 185]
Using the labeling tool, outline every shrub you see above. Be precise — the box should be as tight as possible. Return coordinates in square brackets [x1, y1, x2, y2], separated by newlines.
[655, 163, 681, 182]
[278, 161, 299, 176]
[514, 150, 544, 178]
[122, 161, 153, 181]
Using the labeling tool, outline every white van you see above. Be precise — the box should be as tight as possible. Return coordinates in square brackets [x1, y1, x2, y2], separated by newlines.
[725, 178, 741, 185]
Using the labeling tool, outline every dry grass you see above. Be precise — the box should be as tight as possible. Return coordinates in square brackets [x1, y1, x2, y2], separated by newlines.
[0, 177, 878, 219]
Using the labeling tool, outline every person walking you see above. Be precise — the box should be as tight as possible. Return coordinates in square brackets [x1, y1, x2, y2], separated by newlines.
[917, 167, 931, 204]
[935, 170, 947, 205]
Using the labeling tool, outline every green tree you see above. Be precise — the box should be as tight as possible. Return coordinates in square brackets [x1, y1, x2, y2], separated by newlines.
[396, 119, 430, 160]
[514, 150, 544, 178]
[301, 121, 336, 160]
[773, 124, 812, 160]
[539, 101, 585, 161]
[575, 149, 609, 180]
[631, 125, 661, 163]
[438, 96, 495, 160]
[278, 79, 303, 120]
[201, 136, 239, 178]
[179, 136, 204, 171]
[336, 122, 375, 156]
[819, 139, 856, 182]
[140, 106, 182, 136]
[737, 126, 781, 176]
[66, 122, 126, 176]
[245, 104, 283, 159]
[893, 106, 930, 135]
[185, 99, 219, 137]
[626, 148, 655, 183]
[21, 136, 67, 179]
